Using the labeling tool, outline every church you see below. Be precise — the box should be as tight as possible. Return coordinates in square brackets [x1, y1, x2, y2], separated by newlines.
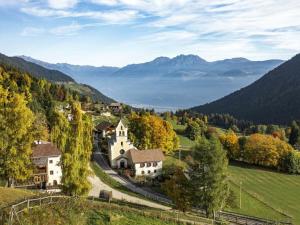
[98, 120, 164, 177]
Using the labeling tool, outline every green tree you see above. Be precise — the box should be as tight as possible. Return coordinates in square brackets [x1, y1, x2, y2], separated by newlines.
[0, 87, 35, 186]
[60, 101, 92, 196]
[188, 137, 229, 218]
[185, 121, 201, 141]
[289, 121, 300, 145]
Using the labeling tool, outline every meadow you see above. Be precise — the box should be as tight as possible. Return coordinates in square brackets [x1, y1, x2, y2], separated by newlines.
[166, 118, 297, 223]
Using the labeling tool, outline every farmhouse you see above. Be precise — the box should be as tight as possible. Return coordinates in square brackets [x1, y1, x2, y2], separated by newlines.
[98, 119, 164, 177]
[31, 141, 62, 188]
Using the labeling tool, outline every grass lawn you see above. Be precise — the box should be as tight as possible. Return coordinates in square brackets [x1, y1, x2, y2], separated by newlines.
[19, 198, 180, 225]
[228, 163, 299, 224]
[0, 187, 35, 207]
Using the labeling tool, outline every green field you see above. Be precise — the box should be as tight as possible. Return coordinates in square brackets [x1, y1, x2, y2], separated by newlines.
[18, 198, 180, 225]
[228, 164, 299, 224]
[0, 187, 35, 207]
[166, 118, 296, 223]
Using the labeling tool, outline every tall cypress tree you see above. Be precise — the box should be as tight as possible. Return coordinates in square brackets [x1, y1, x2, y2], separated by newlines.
[188, 136, 229, 218]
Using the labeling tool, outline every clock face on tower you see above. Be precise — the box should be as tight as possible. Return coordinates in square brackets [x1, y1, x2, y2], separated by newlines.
[120, 149, 125, 155]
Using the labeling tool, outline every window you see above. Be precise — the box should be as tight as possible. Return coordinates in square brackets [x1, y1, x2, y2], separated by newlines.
[154, 170, 157, 173]
[49, 160, 53, 164]
[141, 171, 145, 175]
[140, 163, 145, 168]
[121, 126, 123, 130]
[50, 170, 54, 175]
[121, 141, 123, 147]
[153, 162, 158, 167]
[147, 162, 151, 167]
[119, 131, 122, 136]
[122, 131, 125, 136]
[148, 170, 151, 174]
[120, 149, 125, 155]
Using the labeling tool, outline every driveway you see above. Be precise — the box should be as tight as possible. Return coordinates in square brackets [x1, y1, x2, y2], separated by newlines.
[93, 151, 172, 205]
[88, 171, 171, 210]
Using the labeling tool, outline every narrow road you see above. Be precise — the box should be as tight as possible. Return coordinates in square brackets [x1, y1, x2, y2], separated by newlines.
[93, 151, 172, 204]
[88, 169, 171, 210]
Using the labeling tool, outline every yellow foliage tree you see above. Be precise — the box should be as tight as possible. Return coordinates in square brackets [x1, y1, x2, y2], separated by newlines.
[244, 134, 293, 168]
[128, 113, 179, 154]
[220, 130, 240, 159]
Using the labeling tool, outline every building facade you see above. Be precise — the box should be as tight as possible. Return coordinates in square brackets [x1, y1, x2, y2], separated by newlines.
[32, 142, 62, 187]
[103, 120, 164, 177]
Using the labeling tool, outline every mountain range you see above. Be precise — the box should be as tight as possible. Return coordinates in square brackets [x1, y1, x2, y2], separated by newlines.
[0, 53, 115, 104]
[192, 54, 300, 124]
[20, 55, 283, 110]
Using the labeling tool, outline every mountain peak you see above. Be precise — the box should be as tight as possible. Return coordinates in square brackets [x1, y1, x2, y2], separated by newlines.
[172, 54, 207, 64]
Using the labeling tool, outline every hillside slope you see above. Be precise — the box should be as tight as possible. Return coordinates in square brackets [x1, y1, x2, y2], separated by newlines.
[0, 53, 74, 82]
[1, 53, 115, 104]
[191, 54, 300, 124]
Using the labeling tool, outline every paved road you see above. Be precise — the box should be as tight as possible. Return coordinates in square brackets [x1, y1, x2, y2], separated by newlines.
[93, 151, 172, 205]
[88, 169, 171, 210]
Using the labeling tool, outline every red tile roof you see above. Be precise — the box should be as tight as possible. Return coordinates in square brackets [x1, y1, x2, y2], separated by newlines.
[128, 149, 165, 163]
[32, 143, 61, 158]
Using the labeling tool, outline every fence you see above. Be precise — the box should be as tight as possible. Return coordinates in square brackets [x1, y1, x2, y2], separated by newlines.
[1, 195, 212, 225]
[217, 211, 293, 225]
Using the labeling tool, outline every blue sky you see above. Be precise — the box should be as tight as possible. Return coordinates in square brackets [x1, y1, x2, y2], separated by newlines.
[0, 0, 300, 66]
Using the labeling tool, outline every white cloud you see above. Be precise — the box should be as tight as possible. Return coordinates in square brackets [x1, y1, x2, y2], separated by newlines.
[48, 0, 78, 9]
[21, 27, 45, 36]
[49, 22, 98, 35]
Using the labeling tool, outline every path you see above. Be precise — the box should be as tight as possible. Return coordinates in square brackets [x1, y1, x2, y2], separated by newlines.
[88, 170, 171, 210]
[93, 151, 172, 204]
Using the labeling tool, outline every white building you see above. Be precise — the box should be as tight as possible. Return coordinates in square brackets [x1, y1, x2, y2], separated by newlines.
[106, 120, 164, 177]
[32, 142, 62, 187]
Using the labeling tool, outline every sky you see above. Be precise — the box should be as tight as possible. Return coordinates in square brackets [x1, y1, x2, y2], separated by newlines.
[0, 0, 300, 67]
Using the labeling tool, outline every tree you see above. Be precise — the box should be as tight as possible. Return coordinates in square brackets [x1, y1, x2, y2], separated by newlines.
[188, 137, 229, 218]
[128, 113, 179, 154]
[289, 121, 300, 145]
[0, 87, 35, 186]
[219, 130, 239, 160]
[244, 134, 293, 168]
[60, 101, 92, 196]
[282, 151, 300, 174]
[162, 166, 190, 212]
[185, 121, 201, 141]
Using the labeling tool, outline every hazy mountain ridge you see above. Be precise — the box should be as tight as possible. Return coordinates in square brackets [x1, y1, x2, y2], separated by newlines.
[20, 54, 284, 110]
[191, 53, 300, 124]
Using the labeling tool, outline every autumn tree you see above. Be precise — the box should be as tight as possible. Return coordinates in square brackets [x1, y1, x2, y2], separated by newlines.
[188, 137, 229, 218]
[243, 134, 293, 168]
[219, 130, 240, 160]
[128, 113, 179, 153]
[162, 166, 190, 212]
[0, 87, 35, 186]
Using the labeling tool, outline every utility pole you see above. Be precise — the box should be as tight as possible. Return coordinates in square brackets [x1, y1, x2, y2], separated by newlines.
[239, 181, 242, 209]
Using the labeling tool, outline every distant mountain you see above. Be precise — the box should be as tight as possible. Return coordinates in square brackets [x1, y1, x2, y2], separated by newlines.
[113, 54, 283, 78]
[191, 54, 300, 124]
[20, 54, 284, 110]
[19, 56, 119, 83]
[0, 53, 115, 104]
[0, 53, 74, 82]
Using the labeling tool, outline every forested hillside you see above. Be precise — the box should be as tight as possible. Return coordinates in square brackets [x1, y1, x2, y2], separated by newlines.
[0, 64, 92, 192]
[0, 53, 115, 104]
[0, 53, 74, 82]
[191, 54, 300, 124]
